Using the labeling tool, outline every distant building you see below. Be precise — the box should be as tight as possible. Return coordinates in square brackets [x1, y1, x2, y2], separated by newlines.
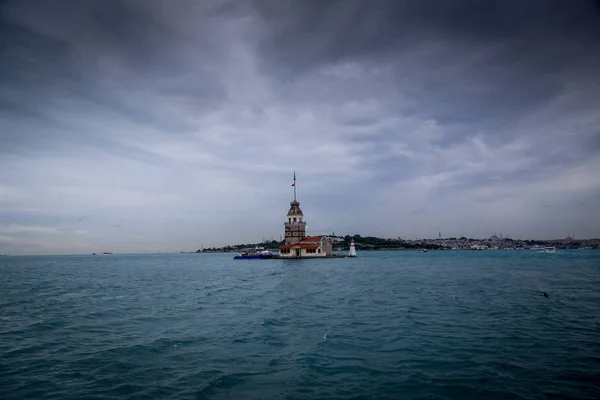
[563, 235, 573, 244]
[489, 234, 501, 245]
[279, 172, 332, 258]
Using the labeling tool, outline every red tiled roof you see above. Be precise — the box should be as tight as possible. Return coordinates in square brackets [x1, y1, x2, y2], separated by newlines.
[279, 236, 325, 250]
[279, 243, 319, 250]
[299, 236, 323, 242]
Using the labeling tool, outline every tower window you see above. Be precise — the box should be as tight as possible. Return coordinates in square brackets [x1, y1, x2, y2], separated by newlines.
[293, 217, 297, 222]
[289, 218, 291, 223]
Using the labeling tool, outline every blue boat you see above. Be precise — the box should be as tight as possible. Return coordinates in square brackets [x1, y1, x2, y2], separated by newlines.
[233, 247, 274, 260]
[233, 253, 274, 260]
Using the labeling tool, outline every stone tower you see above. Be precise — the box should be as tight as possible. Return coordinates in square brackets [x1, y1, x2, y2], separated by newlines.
[284, 172, 306, 245]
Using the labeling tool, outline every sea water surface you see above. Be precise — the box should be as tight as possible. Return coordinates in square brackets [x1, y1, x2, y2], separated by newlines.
[1, 250, 599, 399]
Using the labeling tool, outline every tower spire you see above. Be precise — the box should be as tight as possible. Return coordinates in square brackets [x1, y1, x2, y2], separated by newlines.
[293, 171, 296, 202]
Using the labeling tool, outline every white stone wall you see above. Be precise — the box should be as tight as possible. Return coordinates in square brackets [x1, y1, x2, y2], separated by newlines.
[300, 248, 325, 257]
[279, 247, 327, 258]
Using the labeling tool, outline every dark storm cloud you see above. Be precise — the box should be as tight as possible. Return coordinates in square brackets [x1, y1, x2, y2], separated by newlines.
[2, 0, 204, 71]
[253, 0, 600, 133]
[0, 0, 230, 155]
[253, 0, 600, 70]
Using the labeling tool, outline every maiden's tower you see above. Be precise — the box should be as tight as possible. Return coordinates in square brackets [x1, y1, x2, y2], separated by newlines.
[279, 172, 332, 258]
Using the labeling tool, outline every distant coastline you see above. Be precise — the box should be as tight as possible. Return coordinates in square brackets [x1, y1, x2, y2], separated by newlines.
[193, 234, 600, 253]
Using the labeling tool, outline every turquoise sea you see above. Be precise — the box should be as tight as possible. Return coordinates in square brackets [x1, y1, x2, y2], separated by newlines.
[1, 250, 599, 399]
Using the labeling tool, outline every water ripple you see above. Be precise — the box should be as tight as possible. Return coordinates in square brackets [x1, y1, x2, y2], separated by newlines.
[1, 251, 600, 399]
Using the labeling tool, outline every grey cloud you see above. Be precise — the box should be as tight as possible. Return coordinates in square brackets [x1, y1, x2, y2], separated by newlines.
[252, 0, 600, 73]
[1, 0, 231, 153]
[253, 0, 600, 137]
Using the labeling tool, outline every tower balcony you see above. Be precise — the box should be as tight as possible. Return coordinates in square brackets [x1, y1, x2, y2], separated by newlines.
[284, 221, 306, 226]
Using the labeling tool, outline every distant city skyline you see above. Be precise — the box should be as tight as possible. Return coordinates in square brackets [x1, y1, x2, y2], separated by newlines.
[1, 1, 600, 255]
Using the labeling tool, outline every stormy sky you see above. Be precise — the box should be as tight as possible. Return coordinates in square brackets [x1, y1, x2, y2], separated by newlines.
[1, 0, 599, 254]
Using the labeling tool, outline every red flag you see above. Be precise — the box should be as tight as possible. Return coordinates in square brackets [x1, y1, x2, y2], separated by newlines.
[291, 183, 295, 186]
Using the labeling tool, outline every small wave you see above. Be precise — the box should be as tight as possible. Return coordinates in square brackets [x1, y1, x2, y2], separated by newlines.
[195, 372, 258, 399]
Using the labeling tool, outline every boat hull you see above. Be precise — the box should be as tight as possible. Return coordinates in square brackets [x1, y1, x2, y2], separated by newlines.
[233, 254, 274, 260]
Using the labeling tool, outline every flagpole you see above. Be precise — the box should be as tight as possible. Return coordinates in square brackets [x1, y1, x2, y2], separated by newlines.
[293, 171, 296, 202]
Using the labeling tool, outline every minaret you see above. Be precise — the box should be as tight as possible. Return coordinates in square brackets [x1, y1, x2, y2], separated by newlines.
[284, 171, 306, 245]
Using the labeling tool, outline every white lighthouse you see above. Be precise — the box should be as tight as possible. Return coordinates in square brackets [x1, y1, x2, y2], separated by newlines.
[348, 239, 357, 257]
